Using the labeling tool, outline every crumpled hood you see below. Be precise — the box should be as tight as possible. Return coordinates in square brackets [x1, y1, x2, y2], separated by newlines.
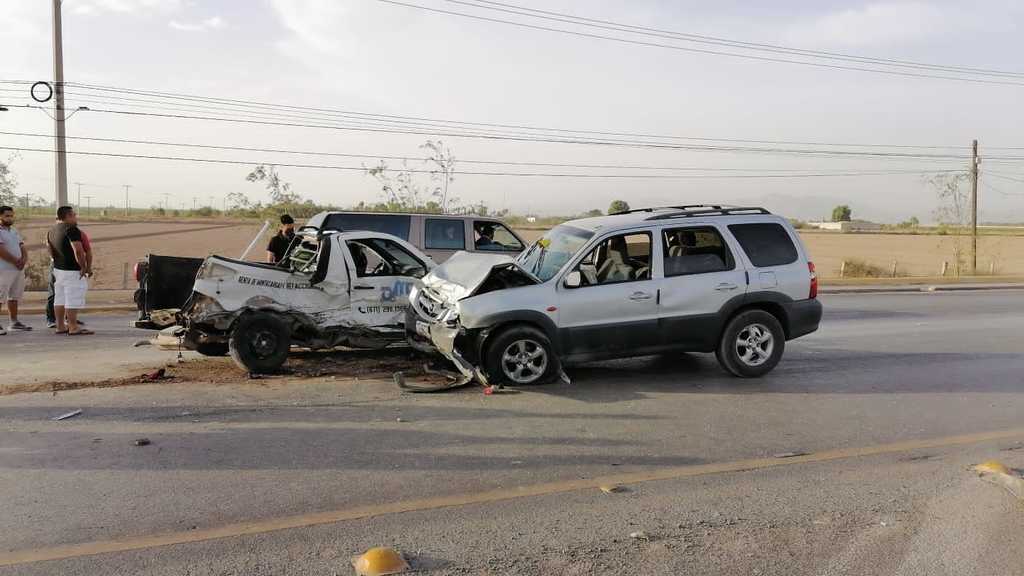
[421, 251, 524, 303]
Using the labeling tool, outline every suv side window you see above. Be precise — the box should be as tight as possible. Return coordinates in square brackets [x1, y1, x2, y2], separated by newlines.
[425, 219, 466, 250]
[574, 232, 652, 286]
[727, 223, 798, 267]
[662, 226, 734, 276]
[324, 214, 411, 240]
[474, 221, 525, 252]
[348, 238, 428, 279]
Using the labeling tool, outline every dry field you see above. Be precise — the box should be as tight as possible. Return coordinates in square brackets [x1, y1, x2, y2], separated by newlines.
[15, 218, 1024, 289]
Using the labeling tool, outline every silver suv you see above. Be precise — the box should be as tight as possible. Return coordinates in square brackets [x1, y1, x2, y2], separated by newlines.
[407, 205, 822, 385]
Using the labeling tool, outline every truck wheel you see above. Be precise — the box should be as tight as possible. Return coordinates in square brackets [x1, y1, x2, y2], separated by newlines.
[484, 325, 558, 386]
[229, 313, 291, 373]
[195, 342, 229, 357]
[716, 310, 785, 378]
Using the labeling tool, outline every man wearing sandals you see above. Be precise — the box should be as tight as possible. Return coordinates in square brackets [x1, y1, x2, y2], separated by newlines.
[46, 206, 93, 336]
[0, 205, 31, 335]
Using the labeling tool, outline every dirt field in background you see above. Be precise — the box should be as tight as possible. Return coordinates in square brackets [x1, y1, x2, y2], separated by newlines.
[15, 218, 1024, 288]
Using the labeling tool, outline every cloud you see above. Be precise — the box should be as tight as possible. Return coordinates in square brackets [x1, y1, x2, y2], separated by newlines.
[785, 2, 951, 48]
[69, 0, 183, 15]
[168, 16, 225, 32]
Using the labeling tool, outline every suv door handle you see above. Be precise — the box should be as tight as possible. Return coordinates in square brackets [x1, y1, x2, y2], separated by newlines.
[715, 283, 739, 291]
[629, 291, 653, 301]
[353, 285, 376, 290]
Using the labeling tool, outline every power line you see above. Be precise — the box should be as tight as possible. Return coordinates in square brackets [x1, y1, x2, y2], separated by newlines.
[0, 130, 972, 172]
[454, 0, 1024, 79]
[0, 79, 980, 150]
[379, 0, 1024, 88]
[0, 145, 966, 179]
[1, 103, 977, 161]
[987, 172, 1024, 185]
[982, 179, 1024, 197]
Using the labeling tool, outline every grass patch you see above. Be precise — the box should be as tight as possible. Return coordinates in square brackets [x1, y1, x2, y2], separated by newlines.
[840, 259, 888, 278]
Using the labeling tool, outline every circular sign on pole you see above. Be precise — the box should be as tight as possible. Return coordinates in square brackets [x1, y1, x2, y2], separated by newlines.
[31, 81, 54, 103]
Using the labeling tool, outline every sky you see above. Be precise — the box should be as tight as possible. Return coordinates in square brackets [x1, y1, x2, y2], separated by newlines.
[2, 0, 1023, 222]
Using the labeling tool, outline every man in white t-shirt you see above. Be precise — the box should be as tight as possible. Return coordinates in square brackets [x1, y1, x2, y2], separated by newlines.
[0, 205, 31, 335]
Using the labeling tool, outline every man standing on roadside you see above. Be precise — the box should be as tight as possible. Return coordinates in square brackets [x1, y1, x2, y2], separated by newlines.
[45, 215, 89, 329]
[0, 206, 31, 335]
[47, 206, 92, 336]
[266, 214, 295, 264]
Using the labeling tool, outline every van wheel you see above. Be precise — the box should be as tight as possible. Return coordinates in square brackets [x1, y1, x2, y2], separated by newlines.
[229, 313, 291, 373]
[716, 310, 785, 378]
[484, 326, 557, 386]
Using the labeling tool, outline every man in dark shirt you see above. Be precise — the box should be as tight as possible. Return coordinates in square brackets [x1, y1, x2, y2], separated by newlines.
[266, 214, 295, 264]
[46, 206, 92, 335]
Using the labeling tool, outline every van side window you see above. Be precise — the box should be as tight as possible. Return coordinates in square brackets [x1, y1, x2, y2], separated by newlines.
[727, 223, 798, 267]
[323, 214, 411, 240]
[662, 227, 734, 277]
[348, 238, 428, 279]
[425, 219, 466, 250]
[574, 233, 652, 286]
[474, 222, 525, 252]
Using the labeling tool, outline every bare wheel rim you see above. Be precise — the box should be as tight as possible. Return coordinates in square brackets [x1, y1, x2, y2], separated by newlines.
[500, 339, 548, 384]
[735, 323, 774, 367]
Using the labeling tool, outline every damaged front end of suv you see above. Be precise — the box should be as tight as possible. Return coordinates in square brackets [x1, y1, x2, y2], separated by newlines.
[406, 252, 542, 388]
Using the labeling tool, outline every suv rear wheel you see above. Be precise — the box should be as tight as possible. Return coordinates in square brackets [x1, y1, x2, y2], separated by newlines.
[229, 313, 291, 373]
[716, 309, 785, 378]
[484, 325, 557, 386]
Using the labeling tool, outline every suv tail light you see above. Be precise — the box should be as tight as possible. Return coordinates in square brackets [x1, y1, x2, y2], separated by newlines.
[808, 261, 818, 299]
[133, 262, 145, 283]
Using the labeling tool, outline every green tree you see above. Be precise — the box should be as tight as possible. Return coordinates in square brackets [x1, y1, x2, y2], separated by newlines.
[831, 205, 852, 222]
[608, 200, 630, 214]
[583, 208, 603, 217]
[365, 140, 459, 213]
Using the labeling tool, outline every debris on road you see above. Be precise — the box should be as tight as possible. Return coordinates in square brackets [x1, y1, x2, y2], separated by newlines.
[773, 451, 809, 459]
[352, 547, 409, 576]
[134, 438, 151, 446]
[141, 368, 167, 382]
[52, 409, 82, 421]
[599, 484, 624, 494]
[629, 531, 650, 541]
[133, 340, 152, 347]
[972, 459, 1024, 501]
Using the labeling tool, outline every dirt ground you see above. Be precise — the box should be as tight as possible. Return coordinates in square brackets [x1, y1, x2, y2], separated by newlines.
[16, 218, 1024, 287]
[0, 347, 454, 396]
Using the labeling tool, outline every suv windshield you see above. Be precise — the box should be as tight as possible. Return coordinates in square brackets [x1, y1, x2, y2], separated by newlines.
[516, 224, 594, 281]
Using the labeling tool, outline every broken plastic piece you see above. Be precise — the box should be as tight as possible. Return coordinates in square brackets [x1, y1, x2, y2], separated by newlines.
[773, 451, 809, 459]
[629, 531, 649, 541]
[52, 409, 82, 421]
[599, 484, 624, 494]
[134, 438, 151, 446]
[974, 460, 1012, 476]
[351, 547, 409, 576]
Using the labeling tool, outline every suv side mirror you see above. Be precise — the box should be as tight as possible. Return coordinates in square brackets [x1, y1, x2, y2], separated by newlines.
[563, 270, 582, 289]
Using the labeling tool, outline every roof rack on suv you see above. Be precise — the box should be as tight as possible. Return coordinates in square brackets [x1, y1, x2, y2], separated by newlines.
[644, 206, 771, 221]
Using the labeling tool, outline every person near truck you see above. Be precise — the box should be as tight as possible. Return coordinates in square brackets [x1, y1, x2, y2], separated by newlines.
[266, 214, 295, 264]
[45, 217, 90, 329]
[0, 205, 31, 334]
[47, 206, 93, 335]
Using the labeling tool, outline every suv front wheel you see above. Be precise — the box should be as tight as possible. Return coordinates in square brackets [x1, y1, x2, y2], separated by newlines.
[484, 325, 558, 386]
[716, 310, 785, 378]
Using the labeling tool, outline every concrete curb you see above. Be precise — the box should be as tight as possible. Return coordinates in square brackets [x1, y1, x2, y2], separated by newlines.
[821, 283, 1024, 294]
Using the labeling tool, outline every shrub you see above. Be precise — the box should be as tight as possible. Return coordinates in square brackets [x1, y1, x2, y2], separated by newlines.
[840, 258, 886, 278]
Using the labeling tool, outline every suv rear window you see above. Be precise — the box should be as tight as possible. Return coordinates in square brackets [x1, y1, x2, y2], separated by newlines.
[728, 223, 798, 267]
[323, 214, 411, 240]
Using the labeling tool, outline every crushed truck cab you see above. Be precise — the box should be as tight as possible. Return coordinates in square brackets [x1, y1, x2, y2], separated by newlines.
[180, 229, 435, 373]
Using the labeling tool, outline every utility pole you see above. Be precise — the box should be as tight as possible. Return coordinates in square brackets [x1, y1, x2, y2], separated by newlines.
[52, 0, 69, 207]
[83, 195, 92, 215]
[123, 184, 132, 216]
[74, 181, 83, 208]
[192, 197, 198, 211]
[970, 139, 979, 275]
[161, 192, 171, 211]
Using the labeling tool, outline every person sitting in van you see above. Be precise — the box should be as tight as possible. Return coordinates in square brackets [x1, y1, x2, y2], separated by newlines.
[475, 224, 503, 251]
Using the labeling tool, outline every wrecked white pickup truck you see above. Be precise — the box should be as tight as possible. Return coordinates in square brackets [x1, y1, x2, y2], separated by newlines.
[177, 228, 435, 373]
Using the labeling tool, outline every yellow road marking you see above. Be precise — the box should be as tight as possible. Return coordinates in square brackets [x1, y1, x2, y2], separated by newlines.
[3, 426, 1023, 567]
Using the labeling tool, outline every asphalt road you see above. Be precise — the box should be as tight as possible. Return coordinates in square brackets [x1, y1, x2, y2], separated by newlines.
[1, 291, 1023, 575]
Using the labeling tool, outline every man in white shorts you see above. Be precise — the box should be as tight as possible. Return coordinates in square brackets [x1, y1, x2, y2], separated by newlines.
[0, 205, 31, 335]
[46, 206, 93, 336]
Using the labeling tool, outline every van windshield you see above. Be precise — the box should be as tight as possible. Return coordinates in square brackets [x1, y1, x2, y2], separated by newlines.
[516, 225, 594, 282]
